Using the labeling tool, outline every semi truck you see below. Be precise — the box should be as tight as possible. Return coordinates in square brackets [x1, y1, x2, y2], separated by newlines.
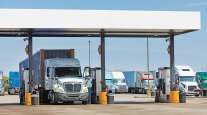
[0, 71, 4, 96]
[111, 72, 128, 93]
[196, 72, 207, 96]
[123, 71, 155, 94]
[8, 72, 20, 95]
[19, 49, 89, 104]
[105, 72, 115, 93]
[175, 65, 200, 96]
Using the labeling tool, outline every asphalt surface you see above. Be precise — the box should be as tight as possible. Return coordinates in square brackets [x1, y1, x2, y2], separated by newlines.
[0, 94, 207, 115]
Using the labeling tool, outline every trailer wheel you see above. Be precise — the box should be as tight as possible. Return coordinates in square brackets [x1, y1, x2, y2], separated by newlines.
[48, 91, 58, 104]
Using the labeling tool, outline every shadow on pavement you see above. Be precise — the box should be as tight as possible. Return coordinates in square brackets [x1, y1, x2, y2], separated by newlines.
[114, 101, 155, 104]
[0, 103, 20, 106]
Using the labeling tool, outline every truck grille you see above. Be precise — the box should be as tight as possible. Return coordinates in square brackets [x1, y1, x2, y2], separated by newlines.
[64, 83, 82, 93]
[119, 85, 127, 89]
[188, 86, 197, 91]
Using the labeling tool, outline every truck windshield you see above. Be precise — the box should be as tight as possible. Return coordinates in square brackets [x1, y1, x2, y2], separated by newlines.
[179, 76, 195, 82]
[55, 67, 81, 77]
[143, 80, 154, 87]
[112, 79, 126, 84]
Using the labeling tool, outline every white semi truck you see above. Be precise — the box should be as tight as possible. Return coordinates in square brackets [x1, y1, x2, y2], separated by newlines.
[175, 65, 200, 96]
[0, 71, 4, 96]
[111, 72, 128, 93]
[19, 49, 89, 104]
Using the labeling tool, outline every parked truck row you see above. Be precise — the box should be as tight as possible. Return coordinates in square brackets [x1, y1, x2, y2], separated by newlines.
[0, 49, 204, 102]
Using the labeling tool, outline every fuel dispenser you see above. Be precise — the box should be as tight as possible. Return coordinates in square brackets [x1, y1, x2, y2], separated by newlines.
[84, 67, 102, 104]
[84, 67, 112, 104]
[155, 67, 171, 103]
[20, 69, 32, 105]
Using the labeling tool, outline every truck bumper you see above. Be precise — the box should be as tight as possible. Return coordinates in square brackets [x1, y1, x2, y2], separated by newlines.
[56, 92, 88, 102]
[186, 90, 200, 96]
[115, 88, 128, 93]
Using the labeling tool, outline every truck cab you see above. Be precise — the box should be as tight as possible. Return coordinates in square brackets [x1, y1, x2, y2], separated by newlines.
[139, 72, 155, 93]
[0, 80, 4, 96]
[45, 58, 88, 104]
[175, 65, 200, 96]
[111, 72, 128, 93]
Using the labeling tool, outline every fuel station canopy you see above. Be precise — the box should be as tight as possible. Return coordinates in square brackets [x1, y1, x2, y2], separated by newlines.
[0, 9, 201, 94]
[0, 9, 200, 37]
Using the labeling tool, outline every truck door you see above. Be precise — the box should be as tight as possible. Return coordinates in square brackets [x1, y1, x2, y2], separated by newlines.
[45, 67, 54, 90]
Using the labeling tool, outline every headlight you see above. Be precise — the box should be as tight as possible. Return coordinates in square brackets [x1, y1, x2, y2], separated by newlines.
[114, 85, 119, 89]
[57, 80, 63, 87]
[54, 81, 64, 93]
[82, 86, 88, 93]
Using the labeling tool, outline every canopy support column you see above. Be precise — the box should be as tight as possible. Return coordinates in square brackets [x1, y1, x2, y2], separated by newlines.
[100, 29, 106, 92]
[28, 31, 33, 93]
[169, 30, 176, 90]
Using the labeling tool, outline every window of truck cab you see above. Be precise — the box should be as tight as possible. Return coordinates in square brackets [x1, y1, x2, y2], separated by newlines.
[54, 67, 81, 77]
[179, 76, 196, 82]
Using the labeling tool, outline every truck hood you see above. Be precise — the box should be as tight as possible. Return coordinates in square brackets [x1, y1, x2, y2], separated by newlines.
[181, 81, 198, 86]
[57, 77, 84, 83]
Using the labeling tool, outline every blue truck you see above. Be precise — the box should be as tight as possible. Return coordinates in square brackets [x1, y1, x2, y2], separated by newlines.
[8, 72, 20, 95]
[123, 71, 155, 94]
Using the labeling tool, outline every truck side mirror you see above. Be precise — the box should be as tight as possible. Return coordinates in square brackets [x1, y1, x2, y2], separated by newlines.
[47, 67, 50, 77]
[83, 67, 90, 78]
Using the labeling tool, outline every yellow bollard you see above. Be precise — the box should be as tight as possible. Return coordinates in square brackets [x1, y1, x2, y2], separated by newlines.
[99, 92, 107, 105]
[170, 91, 179, 103]
[25, 93, 32, 106]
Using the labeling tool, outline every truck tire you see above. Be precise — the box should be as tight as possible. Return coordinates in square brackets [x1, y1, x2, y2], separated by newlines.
[48, 91, 58, 104]
[39, 89, 50, 104]
[195, 94, 200, 97]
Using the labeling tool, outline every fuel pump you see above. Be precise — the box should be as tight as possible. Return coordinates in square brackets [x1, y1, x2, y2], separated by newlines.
[155, 67, 171, 103]
[83, 67, 101, 104]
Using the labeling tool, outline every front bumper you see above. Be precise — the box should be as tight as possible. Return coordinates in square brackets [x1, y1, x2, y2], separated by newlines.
[56, 92, 88, 102]
[115, 88, 128, 93]
[186, 90, 200, 96]
[0, 89, 4, 96]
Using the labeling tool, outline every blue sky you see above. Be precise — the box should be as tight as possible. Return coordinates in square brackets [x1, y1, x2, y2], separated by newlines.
[0, 0, 207, 75]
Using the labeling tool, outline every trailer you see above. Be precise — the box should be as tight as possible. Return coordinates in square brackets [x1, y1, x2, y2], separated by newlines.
[19, 49, 89, 104]
[8, 72, 20, 95]
[123, 71, 155, 94]
[196, 72, 207, 96]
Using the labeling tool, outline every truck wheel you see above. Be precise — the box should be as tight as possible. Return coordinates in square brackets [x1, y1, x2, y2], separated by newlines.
[48, 91, 58, 104]
[195, 94, 200, 97]
[82, 100, 88, 105]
